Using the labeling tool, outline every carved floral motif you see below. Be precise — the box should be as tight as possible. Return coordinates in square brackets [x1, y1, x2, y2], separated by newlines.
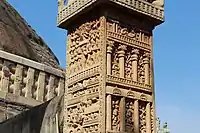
[111, 48, 119, 76]
[68, 20, 101, 75]
[125, 48, 133, 79]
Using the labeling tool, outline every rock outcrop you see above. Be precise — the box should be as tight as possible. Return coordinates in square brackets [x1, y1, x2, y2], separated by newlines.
[0, 0, 60, 68]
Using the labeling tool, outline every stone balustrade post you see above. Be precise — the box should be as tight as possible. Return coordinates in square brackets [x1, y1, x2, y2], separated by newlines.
[47, 75, 55, 101]
[36, 72, 45, 101]
[14, 64, 23, 95]
[144, 53, 150, 84]
[107, 40, 114, 75]
[146, 102, 151, 133]
[131, 49, 139, 82]
[134, 100, 139, 133]
[25, 68, 35, 98]
[118, 45, 127, 78]
[0, 66, 10, 92]
[106, 94, 112, 131]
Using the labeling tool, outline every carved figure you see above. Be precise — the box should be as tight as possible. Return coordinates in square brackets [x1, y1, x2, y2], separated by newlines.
[125, 101, 134, 132]
[112, 99, 120, 131]
[68, 20, 101, 75]
[139, 103, 146, 133]
[152, 0, 164, 7]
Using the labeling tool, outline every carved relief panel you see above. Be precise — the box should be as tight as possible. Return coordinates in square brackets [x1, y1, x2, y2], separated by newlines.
[67, 19, 101, 75]
[106, 20, 151, 44]
[111, 96, 121, 131]
[66, 97, 100, 133]
[139, 101, 147, 133]
[106, 20, 152, 86]
[125, 98, 135, 132]
[111, 46, 120, 77]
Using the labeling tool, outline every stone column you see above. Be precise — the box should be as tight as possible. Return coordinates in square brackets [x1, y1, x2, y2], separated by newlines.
[120, 97, 125, 131]
[131, 49, 139, 82]
[134, 100, 139, 133]
[146, 102, 151, 133]
[118, 45, 127, 78]
[144, 53, 150, 84]
[107, 41, 114, 75]
[106, 94, 112, 131]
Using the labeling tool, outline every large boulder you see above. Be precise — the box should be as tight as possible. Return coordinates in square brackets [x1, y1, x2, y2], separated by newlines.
[0, 0, 59, 68]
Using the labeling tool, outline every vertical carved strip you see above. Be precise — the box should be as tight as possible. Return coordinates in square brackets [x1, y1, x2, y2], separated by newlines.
[99, 16, 107, 133]
[47, 75, 55, 100]
[25, 68, 35, 98]
[146, 103, 151, 133]
[134, 100, 139, 133]
[13, 64, 23, 95]
[131, 49, 139, 82]
[120, 97, 125, 131]
[36, 72, 45, 101]
[151, 103, 156, 133]
[107, 41, 114, 75]
[0, 66, 10, 92]
[118, 45, 126, 78]
[112, 97, 120, 131]
[106, 94, 112, 131]
[144, 53, 150, 84]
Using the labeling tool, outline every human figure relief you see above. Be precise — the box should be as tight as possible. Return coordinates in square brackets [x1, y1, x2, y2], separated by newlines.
[68, 20, 100, 74]
[112, 99, 120, 131]
[125, 101, 134, 132]
[139, 103, 146, 133]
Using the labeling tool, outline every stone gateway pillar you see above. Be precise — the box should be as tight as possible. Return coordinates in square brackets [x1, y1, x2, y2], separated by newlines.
[57, 0, 164, 132]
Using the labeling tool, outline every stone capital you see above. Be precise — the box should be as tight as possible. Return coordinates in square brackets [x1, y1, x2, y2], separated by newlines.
[118, 45, 127, 51]
[118, 50, 125, 57]
[132, 48, 139, 55]
[143, 52, 150, 64]
[107, 40, 115, 53]
[131, 54, 138, 61]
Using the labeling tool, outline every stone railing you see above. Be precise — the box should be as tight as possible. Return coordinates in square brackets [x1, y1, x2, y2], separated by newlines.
[0, 50, 65, 104]
[57, 0, 164, 26]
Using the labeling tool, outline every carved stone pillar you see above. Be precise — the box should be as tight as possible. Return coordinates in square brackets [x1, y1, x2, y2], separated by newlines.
[146, 103, 151, 133]
[107, 41, 114, 75]
[120, 97, 125, 131]
[118, 45, 127, 78]
[134, 100, 139, 133]
[144, 53, 150, 84]
[106, 94, 112, 131]
[131, 49, 139, 82]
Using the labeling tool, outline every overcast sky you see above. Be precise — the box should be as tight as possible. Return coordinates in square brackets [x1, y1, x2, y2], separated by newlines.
[8, 0, 200, 132]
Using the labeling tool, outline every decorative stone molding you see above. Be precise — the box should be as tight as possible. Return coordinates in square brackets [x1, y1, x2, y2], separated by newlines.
[107, 31, 151, 51]
[106, 75, 152, 92]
